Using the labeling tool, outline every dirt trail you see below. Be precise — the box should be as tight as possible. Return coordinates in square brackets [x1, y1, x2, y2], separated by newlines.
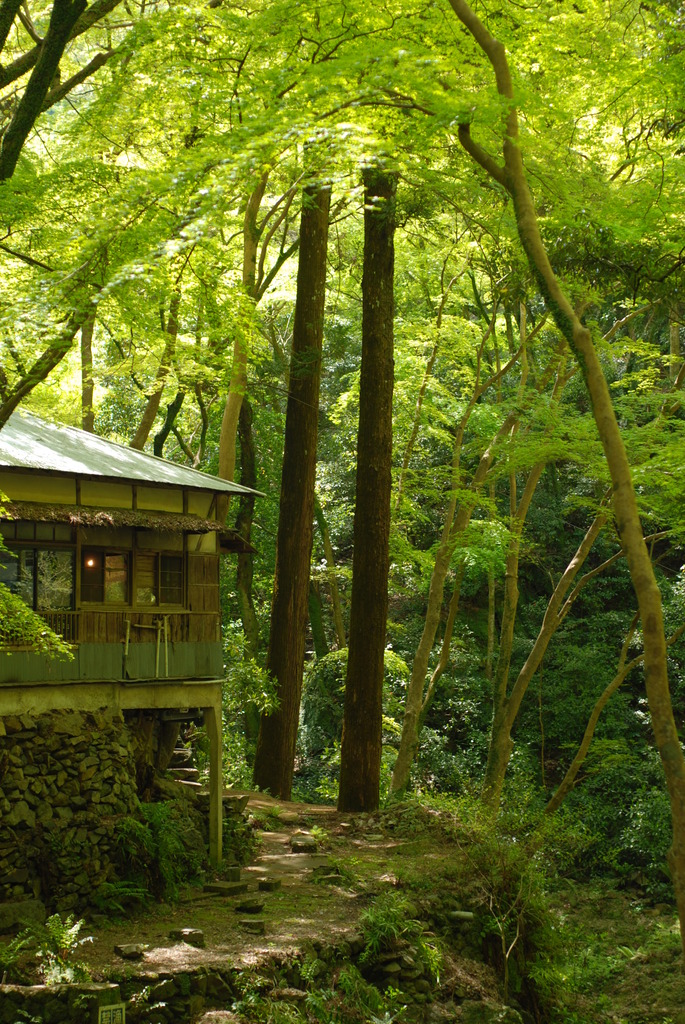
[83, 792, 363, 979]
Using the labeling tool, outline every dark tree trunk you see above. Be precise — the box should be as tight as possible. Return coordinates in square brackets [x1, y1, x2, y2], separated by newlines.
[309, 581, 329, 659]
[252, 184, 331, 799]
[338, 169, 397, 813]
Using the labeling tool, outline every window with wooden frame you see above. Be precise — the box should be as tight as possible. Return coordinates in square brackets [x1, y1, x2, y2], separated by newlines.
[135, 553, 184, 607]
[81, 550, 130, 604]
[0, 522, 75, 610]
[0, 547, 75, 610]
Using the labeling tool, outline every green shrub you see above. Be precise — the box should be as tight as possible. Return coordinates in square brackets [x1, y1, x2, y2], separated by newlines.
[0, 930, 32, 983]
[29, 914, 92, 985]
[359, 890, 441, 982]
[295, 649, 409, 803]
[114, 800, 206, 900]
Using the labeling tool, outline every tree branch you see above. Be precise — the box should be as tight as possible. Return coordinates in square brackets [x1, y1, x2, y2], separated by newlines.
[41, 47, 115, 111]
[0, 0, 22, 53]
[457, 123, 508, 189]
[0, 0, 88, 180]
[0, 0, 122, 90]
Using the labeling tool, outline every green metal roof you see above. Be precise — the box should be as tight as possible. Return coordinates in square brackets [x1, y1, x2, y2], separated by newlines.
[0, 410, 259, 496]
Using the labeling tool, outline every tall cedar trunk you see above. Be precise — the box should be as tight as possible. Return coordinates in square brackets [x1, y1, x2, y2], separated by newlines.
[80, 311, 95, 432]
[450, 0, 685, 959]
[252, 184, 331, 799]
[337, 169, 396, 813]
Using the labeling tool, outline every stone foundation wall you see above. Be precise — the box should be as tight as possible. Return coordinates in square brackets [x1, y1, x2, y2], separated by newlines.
[0, 709, 140, 917]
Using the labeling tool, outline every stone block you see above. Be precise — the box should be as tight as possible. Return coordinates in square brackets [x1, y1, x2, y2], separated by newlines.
[257, 878, 282, 892]
[289, 832, 317, 853]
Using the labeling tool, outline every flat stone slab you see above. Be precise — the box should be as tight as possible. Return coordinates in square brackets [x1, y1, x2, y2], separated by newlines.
[114, 943, 149, 960]
[289, 832, 318, 853]
[169, 927, 205, 948]
[203, 881, 248, 896]
[277, 810, 301, 825]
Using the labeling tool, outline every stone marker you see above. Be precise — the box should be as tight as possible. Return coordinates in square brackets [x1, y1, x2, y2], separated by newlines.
[225, 795, 249, 814]
[196, 1012, 241, 1023]
[273, 988, 307, 1002]
[220, 865, 242, 882]
[258, 878, 282, 892]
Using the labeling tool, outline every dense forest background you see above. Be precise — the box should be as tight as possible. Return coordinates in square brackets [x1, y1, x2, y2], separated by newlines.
[1, 0, 685, 962]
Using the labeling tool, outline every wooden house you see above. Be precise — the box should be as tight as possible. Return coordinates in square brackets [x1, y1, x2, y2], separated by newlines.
[0, 410, 258, 865]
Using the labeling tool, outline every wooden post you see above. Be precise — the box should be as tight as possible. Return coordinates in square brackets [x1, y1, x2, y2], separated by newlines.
[203, 703, 223, 865]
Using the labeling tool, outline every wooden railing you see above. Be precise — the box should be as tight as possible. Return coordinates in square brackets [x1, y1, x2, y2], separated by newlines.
[40, 611, 80, 644]
[38, 610, 220, 646]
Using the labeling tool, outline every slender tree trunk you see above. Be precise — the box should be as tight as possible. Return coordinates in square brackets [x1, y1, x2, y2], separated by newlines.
[485, 489, 496, 682]
[389, 401, 518, 798]
[252, 184, 331, 799]
[219, 173, 269, 484]
[338, 169, 397, 813]
[130, 293, 179, 451]
[314, 495, 346, 648]
[670, 305, 681, 382]
[395, 276, 458, 511]
[80, 311, 95, 432]
[153, 390, 185, 457]
[450, 0, 685, 958]
[0, 305, 93, 428]
[482, 512, 606, 806]
[547, 619, 685, 814]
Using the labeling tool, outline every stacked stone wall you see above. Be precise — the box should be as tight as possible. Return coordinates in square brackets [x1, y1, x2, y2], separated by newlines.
[0, 709, 140, 918]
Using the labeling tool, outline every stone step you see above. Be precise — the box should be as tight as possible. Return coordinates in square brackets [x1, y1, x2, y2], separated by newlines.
[169, 767, 200, 781]
[169, 748, 194, 768]
[203, 881, 248, 897]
